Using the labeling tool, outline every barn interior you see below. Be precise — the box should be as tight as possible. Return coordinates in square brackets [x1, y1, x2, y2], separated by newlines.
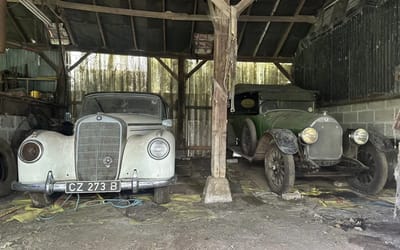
[0, 0, 400, 249]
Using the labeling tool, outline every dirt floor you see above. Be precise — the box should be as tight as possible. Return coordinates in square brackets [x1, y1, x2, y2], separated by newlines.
[0, 158, 399, 250]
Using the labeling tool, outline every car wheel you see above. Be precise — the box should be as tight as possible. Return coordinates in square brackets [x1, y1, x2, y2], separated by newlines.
[347, 142, 388, 195]
[240, 118, 257, 156]
[29, 192, 53, 208]
[0, 139, 17, 197]
[264, 143, 295, 194]
[153, 186, 170, 204]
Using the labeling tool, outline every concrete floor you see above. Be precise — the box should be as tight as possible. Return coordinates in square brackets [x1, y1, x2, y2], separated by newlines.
[0, 158, 399, 250]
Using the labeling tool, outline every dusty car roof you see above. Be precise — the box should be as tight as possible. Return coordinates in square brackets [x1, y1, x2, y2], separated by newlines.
[234, 84, 317, 101]
[84, 92, 164, 99]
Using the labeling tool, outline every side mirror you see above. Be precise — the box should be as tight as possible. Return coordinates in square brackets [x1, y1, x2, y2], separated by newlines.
[64, 112, 72, 122]
[162, 119, 173, 128]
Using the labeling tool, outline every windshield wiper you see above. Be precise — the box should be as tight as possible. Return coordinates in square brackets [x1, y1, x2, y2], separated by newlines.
[93, 98, 104, 112]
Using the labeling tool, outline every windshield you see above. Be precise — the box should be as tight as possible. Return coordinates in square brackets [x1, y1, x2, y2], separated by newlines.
[260, 100, 315, 113]
[81, 94, 164, 118]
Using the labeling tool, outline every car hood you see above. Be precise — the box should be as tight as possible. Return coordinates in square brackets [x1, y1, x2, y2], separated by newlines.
[263, 110, 335, 133]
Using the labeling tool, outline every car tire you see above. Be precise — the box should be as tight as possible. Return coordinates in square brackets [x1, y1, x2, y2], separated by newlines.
[264, 143, 295, 194]
[347, 142, 388, 195]
[0, 139, 17, 197]
[29, 192, 53, 208]
[240, 118, 257, 156]
[153, 186, 170, 204]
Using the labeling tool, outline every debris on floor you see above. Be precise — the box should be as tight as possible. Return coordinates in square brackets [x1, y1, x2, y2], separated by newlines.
[281, 191, 303, 201]
[334, 217, 366, 231]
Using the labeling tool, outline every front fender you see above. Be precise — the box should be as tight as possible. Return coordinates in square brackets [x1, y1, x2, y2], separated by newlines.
[267, 129, 298, 155]
[251, 129, 298, 161]
[17, 131, 75, 183]
[120, 129, 175, 179]
[368, 130, 395, 152]
[343, 129, 396, 158]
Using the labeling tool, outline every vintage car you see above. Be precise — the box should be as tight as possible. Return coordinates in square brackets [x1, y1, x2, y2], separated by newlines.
[12, 92, 175, 206]
[228, 84, 392, 195]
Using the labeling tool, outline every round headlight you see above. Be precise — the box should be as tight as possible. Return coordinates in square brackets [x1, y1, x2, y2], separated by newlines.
[300, 127, 318, 144]
[19, 140, 43, 163]
[148, 138, 170, 160]
[351, 128, 369, 145]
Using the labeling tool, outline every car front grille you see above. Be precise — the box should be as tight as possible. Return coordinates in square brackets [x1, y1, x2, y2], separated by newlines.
[306, 118, 342, 161]
[76, 116, 122, 181]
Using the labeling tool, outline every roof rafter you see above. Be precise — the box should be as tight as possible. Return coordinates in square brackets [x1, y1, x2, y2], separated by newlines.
[162, 0, 166, 52]
[188, 0, 198, 53]
[93, 0, 107, 48]
[237, 4, 252, 51]
[252, 0, 280, 57]
[273, 0, 306, 57]
[52, 1, 316, 23]
[6, 7, 28, 42]
[127, 0, 138, 50]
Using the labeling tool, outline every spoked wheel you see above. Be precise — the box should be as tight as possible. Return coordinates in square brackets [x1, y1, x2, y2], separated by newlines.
[240, 118, 257, 156]
[0, 139, 17, 197]
[347, 142, 388, 195]
[264, 143, 295, 194]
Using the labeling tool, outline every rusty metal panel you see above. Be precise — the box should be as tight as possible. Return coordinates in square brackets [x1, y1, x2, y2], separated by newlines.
[0, 49, 58, 81]
[295, 0, 399, 105]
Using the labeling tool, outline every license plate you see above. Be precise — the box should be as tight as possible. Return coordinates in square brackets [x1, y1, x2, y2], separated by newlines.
[65, 181, 121, 193]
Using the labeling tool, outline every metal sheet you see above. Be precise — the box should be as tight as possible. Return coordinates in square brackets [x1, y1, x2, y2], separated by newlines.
[295, 0, 399, 105]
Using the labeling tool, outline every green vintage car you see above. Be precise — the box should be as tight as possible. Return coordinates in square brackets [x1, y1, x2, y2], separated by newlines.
[228, 84, 391, 195]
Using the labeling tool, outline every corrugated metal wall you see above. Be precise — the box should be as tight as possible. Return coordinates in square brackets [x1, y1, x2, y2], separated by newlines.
[0, 48, 59, 92]
[69, 52, 291, 157]
[295, 0, 399, 105]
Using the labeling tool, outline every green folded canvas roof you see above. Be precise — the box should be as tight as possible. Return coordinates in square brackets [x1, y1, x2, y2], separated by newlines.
[234, 84, 318, 102]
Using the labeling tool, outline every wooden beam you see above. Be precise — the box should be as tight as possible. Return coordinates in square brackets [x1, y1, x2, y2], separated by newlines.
[127, 0, 138, 50]
[238, 5, 252, 51]
[59, 14, 76, 46]
[162, 0, 166, 52]
[155, 57, 178, 81]
[67, 52, 91, 72]
[210, 0, 230, 17]
[6, 40, 42, 52]
[54, 1, 316, 23]
[241, 14, 314, 23]
[6, 7, 28, 43]
[273, 0, 306, 57]
[186, 59, 207, 79]
[37, 51, 59, 72]
[177, 58, 185, 148]
[0, 0, 6, 53]
[252, 0, 280, 57]
[274, 62, 293, 83]
[234, 0, 254, 14]
[93, 0, 107, 48]
[188, 0, 198, 53]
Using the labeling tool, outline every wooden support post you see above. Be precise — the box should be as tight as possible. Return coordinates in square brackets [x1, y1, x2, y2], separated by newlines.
[177, 58, 185, 148]
[203, 0, 253, 204]
[0, 0, 6, 53]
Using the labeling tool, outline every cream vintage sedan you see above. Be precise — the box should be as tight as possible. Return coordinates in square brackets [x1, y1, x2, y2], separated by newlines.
[12, 92, 175, 207]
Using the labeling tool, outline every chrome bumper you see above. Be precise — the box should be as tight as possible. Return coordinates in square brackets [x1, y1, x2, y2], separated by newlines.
[12, 171, 176, 194]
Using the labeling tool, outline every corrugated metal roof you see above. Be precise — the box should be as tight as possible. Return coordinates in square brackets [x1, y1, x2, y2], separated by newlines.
[5, 0, 326, 61]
